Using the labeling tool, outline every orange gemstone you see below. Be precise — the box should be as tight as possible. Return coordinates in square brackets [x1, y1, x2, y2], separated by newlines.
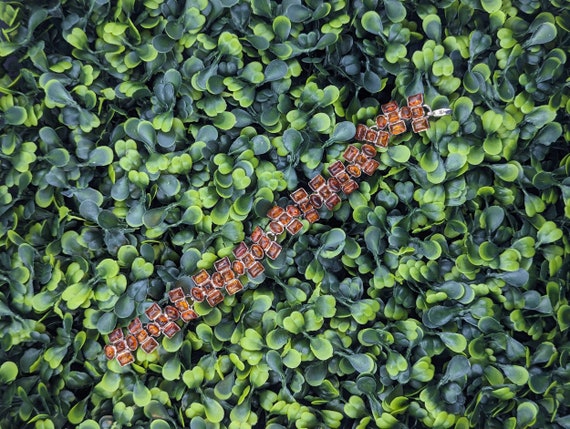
[141, 337, 159, 353]
[225, 279, 243, 295]
[248, 261, 265, 277]
[309, 193, 323, 208]
[104, 344, 117, 360]
[407, 93, 424, 107]
[214, 257, 232, 272]
[381, 100, 399, 114]
[305, 209, 320, 223]
[278, 212, 292, 225]
[376, 115, 388, 129]
[337, 171, 350, 184]
[269, 220, 284, 234]
[250, 226, 264, 243]
[328, 177, 341, 192]
[267, 205, 285, 220]
[412, 117, 430, 132]
[319, 185, 333, 200]
[328, 160, 346, 177]
[286, 218, 304, 235]
[347, 164, 361, 178]
[155, 314, 169, 327]
[115, 340, 127, 353]
[145, 303, 162, 320]
[308, 174, 326, 191]
[126, 335, 138, 351]
[286, 205, 301, 217]
[168, 287, 186, 303]
[191, 287, 206, 302]
[222, 269, 235, 283]
[265, 241, 282, 260]
[146, 323, 161, 336]
[355, 124, 367, 140]
[299, 200, 313, 213]
[211, 272, 224, 288]
[361, 144, 377, 158]
[400, 106, 411, 120]
[362, 158, 380, 175]
[251, 243, 265, 259]
[128, 318, 143, 334]
[242, 253, 256, 268]
[342, 179, 359, 195]
[355, 153, 368, 166]
[411, 106, 424, 118]
[259, 235, 271, 250]
[387, 111, 400, 123]
[233, 242, 249, 259]
[389, 121, 407, 135]
[136, 329, 149, 343]
[206, 289, 224, 306]
[162, 322, 181, 338]
[181, 308, 198, 322]
[325, 193, 341, 210]
[343, 145, 359, 162]
[192, 269, 210, 287]
[364, 129, 379, 144]
[117, 351, 134, 366]
[165, 305, 180, 321]
[376, 131, 390, 148]
[175, 299, 190, 311]
[291, 188, 309, 203]
[232, 260, 245, 275]
[109, 328, 124, 344]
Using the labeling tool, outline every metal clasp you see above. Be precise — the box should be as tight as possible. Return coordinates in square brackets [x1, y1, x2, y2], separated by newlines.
[426, 107, 453, 117]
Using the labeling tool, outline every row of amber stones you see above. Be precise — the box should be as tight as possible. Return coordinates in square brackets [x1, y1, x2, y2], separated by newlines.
[105, 141, 382, 366]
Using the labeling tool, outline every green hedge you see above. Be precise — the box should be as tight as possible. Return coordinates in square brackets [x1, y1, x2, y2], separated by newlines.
[1, 0, 570, 428]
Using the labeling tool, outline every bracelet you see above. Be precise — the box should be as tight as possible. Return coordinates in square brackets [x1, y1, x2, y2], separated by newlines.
[104, 93, 452, 367]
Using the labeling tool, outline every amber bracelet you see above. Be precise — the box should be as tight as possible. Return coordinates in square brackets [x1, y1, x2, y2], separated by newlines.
[104, 93, 451, 366]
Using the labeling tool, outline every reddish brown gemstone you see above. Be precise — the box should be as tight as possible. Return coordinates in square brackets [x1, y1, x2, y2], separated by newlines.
[206, 289, 224, 306]
[412, 117, 430, 132]
[155, 313, 169, 327]
[146, 323, 161, 337]
[109, 328, 124, 344]
[192, 269, 210, 287]
[141, 337, 159, 353]
[145, 303, 162, 320]
[355, 123, 367, 140]
[286, 205, 301, 217]
[361, 144, 377, 158]
[328, 177, 341, 192]
[347, 164, 361, 178]
[343, 145, 359, 162]
[389, 121, 407, 135]
[222, 269, 235, 283]
[136, 329, 149, 343]
[337, 171, 350, 184]
[233, 242, 249, 259]
[299, 200, 313, 213]
[181, 308, 198, 322]
[305, 209, 320, 224]
[362, 158, 380, 175]
[242, 252, 256, 268]
[191, 287, 206, 302]
[342, 179, 359, 195]
[286, 218, 304, 235]
[387, 111, 400, 123]
[376, 115, 388, 129]
[225, 279, 243, 295]
[376, 131, 390, 148]
[117, 351, 134, 366]
[232, 260, 245, 275]
[126, 335, 138, 351]
[248, 261, 265, 278]
[168, 287, 186, 303]
[399, 106, 411, 120]
[355, 153, 368, 166]
[278, 212, 292, 225]
[309, 193, 323, 208]
[381, 100, 399, 114]
[411, 106, 424, 118]
[318, 186, 332, 200]
[104, 344, 117, 360]
[162, 322, 181, 338]
[175, 299, 190, 312]
[364, 129, 379, 144]
[407, 93, 424, 107]
[265, 241, 282, 260]
[211, 272, 224, 288]
[259, 235, 271, 250]
[325, 193, 342, 210]
[267, 205, 285, 220]
[308, 174, 326, 192]
[269, 220, 285, 234]
[250, 226, 264, 243]
[165, 305, 180, 321]
[291, 188, 309, 203]
[115, 340, 127, 353]
[214, 256, 232, 272]
[128, 318, 143, 335]
[251, 243, 265, 259]
[328, 160, 346, 177]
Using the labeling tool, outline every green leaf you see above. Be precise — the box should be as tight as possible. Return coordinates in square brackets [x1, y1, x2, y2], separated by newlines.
[385, 0, 406, 22]
[524, 22, 557, 47]
[282, 348, 302, 368]
[537, 221, 562, 245]
[439, 333, 467, 353]
[516, 402, 539, 428]
[133, 380, 152, 407]
[361, 11, 383, 35]
[319, 228, 346, 258]
[4, 106, 27, 125]
[480, 0, 502, 14]
[150, 420, 172, 429]
[272, 16, 291, 41]
[310, 337, 334, 360]
[331, 121, 355, 142]
[68, 398, 87, 425]
[346, 354, 375, 373]
[0, 361, 18, 383]
[264, 60, 288, 82]
[89, 147, 114, 166]
[45, 80, 75, 107]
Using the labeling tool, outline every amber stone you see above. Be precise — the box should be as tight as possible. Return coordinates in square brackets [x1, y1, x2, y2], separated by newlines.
[128, 318, 143, 334]
[328, 177, 341, 192]
[328, 160, 345, 177]
[265, 241, 282, 260]
[286, 218, 304, 235]
[191, 286, 206, 302]
[241, 252, 256, 268]
[181, 308, 198, 322]
[308, 174, 326, 192]
[136, 329, 149, 344]
[342, 179, 359, 195]
[299, 200, 313, 213]
[117, 351, 134, 366]
[145, 303, 162, 320]
[291, 188, 309, 203]
[355, 123, 367, 140]
[361, 144, 377, 158]
[162, 322, 181, 338]
[109, 328, 124, 344]
[381, 100, 399, 114]
[192, 269, 210, 287]
[411, 106, 424, 118]
[347, 164, 361, 178]
[319, 185, 333, 200]
[343, 145, 359, 162]
[355, 154, 368, 166]
[336, 171, 350, 184]
[222, 269, 235, 283]
[251, 243, 265, 259]
[248, 261, 265, 278]
[175, 299, 190, 312]
[206, 290, 224, 307]
[232, 260, 245, 275]
[259, 235, 271, 250]
[269, 220, 284, 234]
[364, 129, 379, 144]
[412, 117, 430, 132]
[362, 158, 380, 175]
[126, 335, 138, 351]
[104, 344, 117, 360]
[165, 305, 180, 321]
[286, 205, 301, 217]
[146, 322, 161, 337]
[387, 111, 400, 123]
[376, 131, 390, 148]
[211, 272, 224, 288]
[376, 115, 388, 129]
[267, 205, 285, 220]
[214, 256, 232, 272]
[141, 337, 159, 353]
[305, 209, 320, 224]
[399, 106, 411, 120]
[309, 193, 323, 208]
[225, 279, 243, 295]
[250, 226, 264, 243]
[168, 287, 186, 303]
[407, 93, 424, 107]
[115, 340, 127, 353]
[325, 193, 342, 210]
[155, 314, 169, 327]
[278, 212, 292, 225]
[389, 121, 407, 135]
[233, 242, 249, 259]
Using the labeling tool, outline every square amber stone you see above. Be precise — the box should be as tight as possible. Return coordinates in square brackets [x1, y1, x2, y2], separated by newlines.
[162, 322, 181, 338]
[165, 305, 180, 321]
[117, 351, 134, 366]
[343, 145, 359, 162]
[181, 308, 198, 322]
[241, 252, 256, 269]
[250, 226, 264, 243]
[362, 158, 380, 175]
[328, 177, 341, 192]
[319, 185, 333, 200]
[412, 117, 430, 132]
[136, 329, 149, 344]
[109, 328, 124, 344]
[328, 160, 346, 177]
[191, 286, 206, 302]
[305, 209, 320, 224]
[155, 313, 169, 327]
[259, 234, 271, 250]
[250, 243, 265, 259]
[347, 164, 361, 178]
[192, 269, 210, 287]
[291, 188, 309, 203]
[342, 179, 359, 195]
[269, 220, 284, 234]
[145, 303, 162, 321]
[278, 212, 292, 225]
[376, 131, 390, 148]
[225, 279, 243, 295]
[214, 256, 232, 272]
[248, 261, 265, 278]
[361, 144, 377, 158]
[309, 193, 323, 208]
[146, 323, 161, 337]
[104, 344, 116, 360]
[126, 335, 138, 351]
[411, 106, 424, 118]
[286, 205, 301, 217]
[336, 171, 350, 184]
[206, 290, 224, 306]
[355, 153, 368, 166]
[267, 205, 285, 220]
[232, 260, 245, 275]
[168, 287, 186, 303]
[233, 242, 249, 259]
[222, 269, 235, 283]
[211, 272, 224, 288]
[128, 318, 143, 334]
[381, 100, 399, 114]
[355, 124, 367, 140]
[407, 93, 424, 107]
[175, 299, 190, 312]
[141, 337, 159, 353]
[308, 174, 326, 192]
[265, 241, 282, 260]
[364, 129, 379, 144]
[399, 106, 411, 120]
[389, 121, 407, 135]
[325, 193, 341, 210]
[286, 218, 304, 235]
[387, 111, 400, 123]
[376, 115, 388, 129]
[299, 200, 313, 213]
[115, 340, 127, 353]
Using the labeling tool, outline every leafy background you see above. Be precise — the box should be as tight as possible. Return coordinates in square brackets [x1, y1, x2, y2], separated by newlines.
[1, 0, 570, 428]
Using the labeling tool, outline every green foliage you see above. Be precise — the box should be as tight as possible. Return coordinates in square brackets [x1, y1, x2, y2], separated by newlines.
[1, 0, 570, 428]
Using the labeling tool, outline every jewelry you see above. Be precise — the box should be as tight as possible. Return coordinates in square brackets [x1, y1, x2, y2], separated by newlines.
[104, 94, 451, 366]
